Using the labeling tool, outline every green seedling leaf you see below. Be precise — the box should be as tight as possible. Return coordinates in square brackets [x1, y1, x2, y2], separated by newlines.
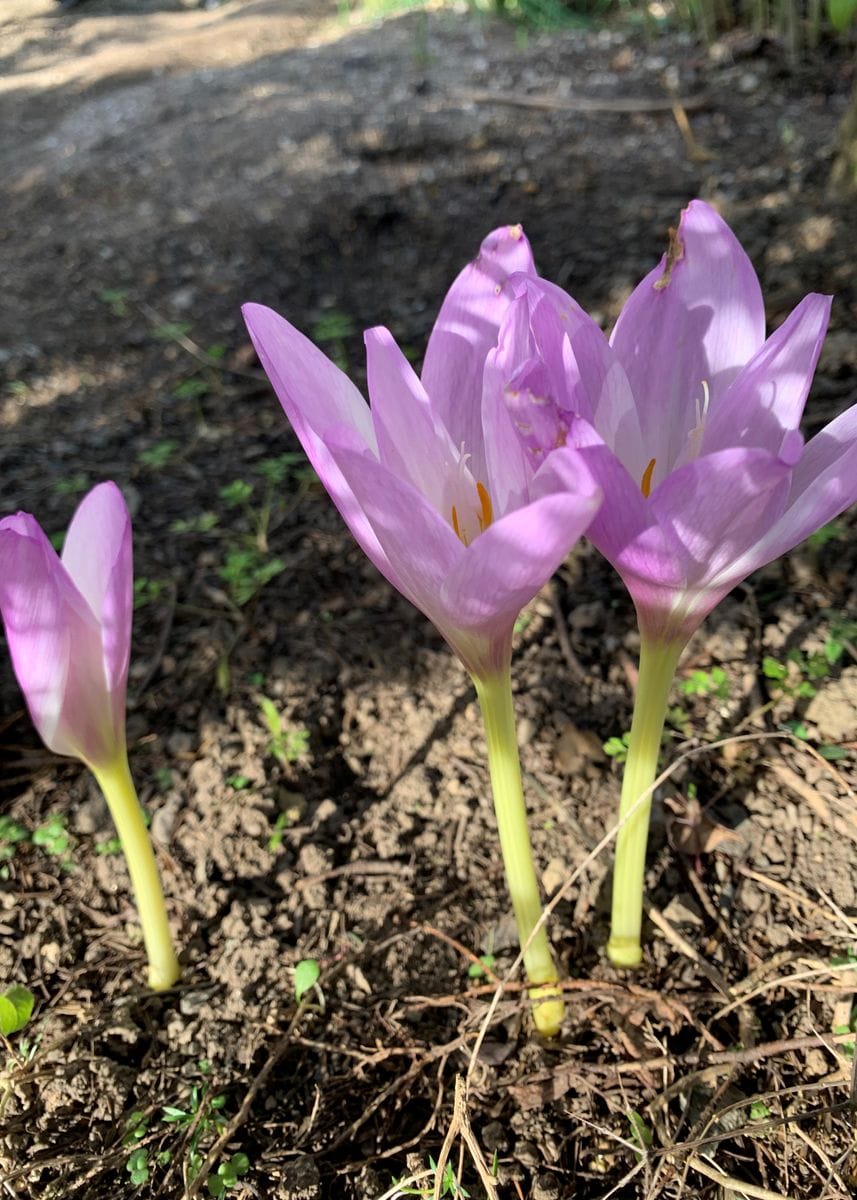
[603, 732, 631, 762]
[467, 954, 496, 980]
[0, 985, 34, 1035]
[258, 695, 282, 738]
[294, 958, 320, 1003]
[53, 471, 90, 497]
[750, 1100, 771, 1120]
[627, 1109, 653, 1153]
[311, 311, 355, 342]
[227, 774, 252, 791]
[95, 836, 123, 856]
[126, 1146, 150, 1186]
[134, 577, 167, 609]
[137, 440, 179, 469]
[819, 744, 848, 760]
[254, 452, 305, 484]
[173, 377, 209, 401]
[762, 656, 787, 681]
[219, 479, 254, 507]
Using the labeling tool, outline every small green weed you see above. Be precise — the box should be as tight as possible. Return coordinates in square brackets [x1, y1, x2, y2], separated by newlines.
[258, 696, 309, 765]
[807, 520, 846, 549]
[0, 986, 34, 1037]
[32, 815, 74, 869]
[627, 1109, 653, 1156]
[680, 666, 730, 700]
[172, 377, 209, 402]
[294, 958, 320, 1004]
[467, 954, 496, 980]
[134, 577, 168, 609]
[137, 440, 179, 470]
[0, 817, 28, 874]
[52, 471, 90, 498]
[603, 732, 631, 763]
[99, 288, 130, 318]
[218, 547, 285, 607]
[170, 511, 219, 535]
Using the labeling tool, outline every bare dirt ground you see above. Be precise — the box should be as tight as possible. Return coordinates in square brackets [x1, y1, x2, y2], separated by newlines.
[2, 1, 857, 1197]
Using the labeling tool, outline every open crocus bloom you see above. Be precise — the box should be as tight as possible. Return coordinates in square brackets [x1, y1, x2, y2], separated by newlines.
[245, 228, 603, 1035]
[0, 482, 132, 769]
[488, 198, 857, 966]
[491, 199, 854, 649]
[243, 225, 602, 681]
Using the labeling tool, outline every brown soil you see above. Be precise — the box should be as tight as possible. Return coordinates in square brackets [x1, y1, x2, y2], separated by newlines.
[1, 2, 857, 1198]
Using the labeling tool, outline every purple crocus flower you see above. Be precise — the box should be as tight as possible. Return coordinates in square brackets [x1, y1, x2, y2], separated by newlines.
[490, 200, 851, 648]
[0, 482, 180, 989]
[0, 481, 132, 769]
[244, 227, 603, 1035]
[242, 226, 602, 681]
[488, 199, 856, 966]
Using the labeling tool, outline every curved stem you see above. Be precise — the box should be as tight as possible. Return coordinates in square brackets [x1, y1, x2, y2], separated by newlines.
[474, 670, 564, 1036]
[607, 637, 684, 968]
[90, 752, 180, 990]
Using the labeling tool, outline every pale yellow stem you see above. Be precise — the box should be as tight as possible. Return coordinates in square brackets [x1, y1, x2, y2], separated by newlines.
[607, 638, 684, 968]
[474, 670, 564, 1036]
[90, 753, 180, 990]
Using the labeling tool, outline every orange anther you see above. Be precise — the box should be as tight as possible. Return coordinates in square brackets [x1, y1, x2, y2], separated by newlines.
[476, 481, 493, 532]
[640, 458, 656, 499]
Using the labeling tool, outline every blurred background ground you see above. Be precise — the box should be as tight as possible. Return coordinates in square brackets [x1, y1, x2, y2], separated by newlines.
[1, 0, 857, 1197]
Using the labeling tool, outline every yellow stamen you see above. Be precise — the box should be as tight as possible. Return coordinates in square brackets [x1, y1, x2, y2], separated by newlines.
[476, 481, 493, 532]
[640, 458, 656, 499]
[451, 504, 464, 545]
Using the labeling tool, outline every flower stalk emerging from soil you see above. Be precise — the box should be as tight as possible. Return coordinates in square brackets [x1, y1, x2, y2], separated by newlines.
[244, 227, 604, 1033]
[606, 638, 682, 968]
[0, 483, 179, 991]
[475, 670, 564, 1034]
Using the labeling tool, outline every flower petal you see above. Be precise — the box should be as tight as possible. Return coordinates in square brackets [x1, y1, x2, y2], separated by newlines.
[0, 516, 109, 760]
[649, 447, 791, 608]
[441, 451, 601, 632]
[702, 293, 832, 460]
[243, 303, 398, 589]
[61, 482, 132, 700]
[610, 200, 766, 477]
[735, 401, 857, 570]
[324, 435, 464, 632]
[365, 326, 458, 514]
[421, 225, 537, 483]
[242, 303, 377, 451]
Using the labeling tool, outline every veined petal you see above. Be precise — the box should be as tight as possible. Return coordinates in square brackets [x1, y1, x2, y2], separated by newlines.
[440, 483, 601, 633]
[324, 437, 464, 630]
[514, 276, 646, 483]
[649, 447, 791, 599]
[482, 342, 533, 519]
[702, 293, 832, 460]
[0, 517, 109, 760]
[61, 482, 132, 699]
[242, 304, 400, 590]
[732, 402, 857, 571]
[610, 200, 765, 476]
[365, 326, 459, 514]
[242, 303, 377, 452]
[422, 225, 537, 483]
[565, 419, 675, 586]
